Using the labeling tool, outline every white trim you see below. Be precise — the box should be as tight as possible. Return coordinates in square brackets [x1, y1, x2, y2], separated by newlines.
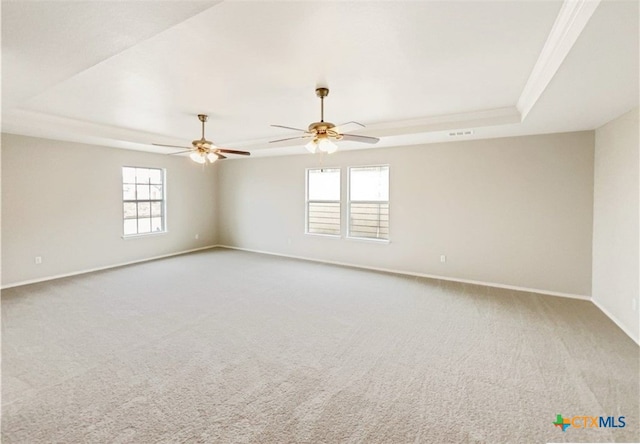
[121, 166, 167, 237]
[219, 245, 640, 345]
[345, 236, 390, 244]
[347, 164, 390, 242]
[5, 244, 635, 345]
[1, 245, 219, 290]
[517, 0, 601, 120]
[305, 233, 342, 239]
[217, 245, 590, 301]
[122, 231, 168, 240]
[306, 167, 342, 237]
[591, 298, 640, 346]
[3, 106, 523, 158]
[345, 107, 522, 138]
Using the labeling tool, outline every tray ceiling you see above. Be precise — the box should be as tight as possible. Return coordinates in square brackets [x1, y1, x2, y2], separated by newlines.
[2, 0, 638, 157]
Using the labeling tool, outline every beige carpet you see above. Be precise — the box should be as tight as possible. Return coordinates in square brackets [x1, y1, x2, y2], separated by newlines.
[2, 248, 638, 443]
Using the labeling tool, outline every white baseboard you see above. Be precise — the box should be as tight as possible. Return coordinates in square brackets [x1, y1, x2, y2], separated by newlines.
[218, 245, 640, 345]
[1, 245, 219, 290]
[6, 244, 635, 346]
[591, 298, 640, 345]
[216, 245, 590, 301]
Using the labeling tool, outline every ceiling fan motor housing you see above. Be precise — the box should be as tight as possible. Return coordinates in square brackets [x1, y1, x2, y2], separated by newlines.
[193, 139, 213, 148]
[308, 121, 335, 133]
[308, 122, 341, 140]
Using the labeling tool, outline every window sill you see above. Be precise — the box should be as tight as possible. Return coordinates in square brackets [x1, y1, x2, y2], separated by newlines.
[305, 232, 342, 239]
[346, 236, 390, 244]
[122, 231, 168, 240]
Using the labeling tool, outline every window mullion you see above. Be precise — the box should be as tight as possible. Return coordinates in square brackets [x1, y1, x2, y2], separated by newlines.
[122, 167, 165, 237]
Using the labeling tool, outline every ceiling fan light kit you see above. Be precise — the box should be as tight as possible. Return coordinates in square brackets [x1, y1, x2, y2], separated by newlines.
[189, 150, 218, 164]
[152, 114, 250, 164]
[270, 87, 380, 154]
[305, 137, 338, 154]
[189, 152, 205, 164]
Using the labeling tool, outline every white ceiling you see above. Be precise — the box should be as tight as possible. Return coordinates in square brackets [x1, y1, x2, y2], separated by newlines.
[2, 0, 638, 157]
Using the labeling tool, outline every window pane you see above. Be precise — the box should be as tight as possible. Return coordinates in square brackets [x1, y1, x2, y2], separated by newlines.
[151, 202, 162, 217]
[350, 166, 389, 201]
[150, 185, 163, 200]
[138, 218, 151, 234]
[124, 219, 137, 235]
[308, 168, 340, 201]
[122, 167, 165, 237]
[123, 167, 136, 183]
[123, 184, 136, 200]
[135, 168, 150, 184]
[151, 217, 163, 232]
[307, 202, 340, 235]
[149, 169, 162, 184]
[138, 202, 151, 217]
[123, 202, 137, 219]
[349, 203, 389, 240]
[136, 184, 150, 200]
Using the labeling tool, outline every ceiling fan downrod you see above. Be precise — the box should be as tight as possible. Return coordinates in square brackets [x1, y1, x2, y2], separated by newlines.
[198, 114, 208, 140]
[316, 87, 329, 123]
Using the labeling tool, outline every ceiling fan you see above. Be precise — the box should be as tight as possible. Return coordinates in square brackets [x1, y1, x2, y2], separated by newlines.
[270, 87, 380, 154]
[153, 114, 250, 164]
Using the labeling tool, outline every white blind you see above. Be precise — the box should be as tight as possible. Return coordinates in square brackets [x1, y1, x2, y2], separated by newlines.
[307, 168, 341, 235]
[349, 166, 389, 240]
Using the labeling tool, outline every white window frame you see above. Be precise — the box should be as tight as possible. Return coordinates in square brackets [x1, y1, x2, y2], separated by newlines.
[122, 166, 167, 238]
[347, 164, 390, 242]
[305, 167, 341, 237]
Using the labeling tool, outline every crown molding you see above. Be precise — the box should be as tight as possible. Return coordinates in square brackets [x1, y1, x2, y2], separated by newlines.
[517, 0, 601, 120]
[360, 107, 521, 138]
[1, 108, 186, 154]
[234, 107, 521, 150]
[1, 0, 606, 158]
[2, 106, 522, 155]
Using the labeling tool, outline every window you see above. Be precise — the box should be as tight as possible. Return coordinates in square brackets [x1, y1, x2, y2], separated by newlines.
[306, 168, 341, 236]
[348, 166, 389, 240]
[122, 167, 165, 236]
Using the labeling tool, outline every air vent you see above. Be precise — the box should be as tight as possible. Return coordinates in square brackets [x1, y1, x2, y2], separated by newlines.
[448, 130, 474, 137]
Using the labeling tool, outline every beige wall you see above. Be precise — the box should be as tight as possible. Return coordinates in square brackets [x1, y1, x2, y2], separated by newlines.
[218, 131, 595, 296]
[593, 107, 639, 343]
[1, 134, 218, 286]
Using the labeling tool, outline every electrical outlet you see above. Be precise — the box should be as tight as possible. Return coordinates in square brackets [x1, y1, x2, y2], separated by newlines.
[195, 234, 199, 240]
[35, 256, 42, 265]
[440, 255, 446, 263]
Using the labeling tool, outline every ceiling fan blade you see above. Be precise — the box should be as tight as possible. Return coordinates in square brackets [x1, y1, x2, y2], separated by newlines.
[341, 133, 380, 144]
[334, 121, 365, 133]
[152, 143, 193, 150]
[271, 124, 310, 133]
[168, 150, 194, 155]
[215, 148, 251, 156]
[216, 153, 227, 160]
[269, 135, 312, 143]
